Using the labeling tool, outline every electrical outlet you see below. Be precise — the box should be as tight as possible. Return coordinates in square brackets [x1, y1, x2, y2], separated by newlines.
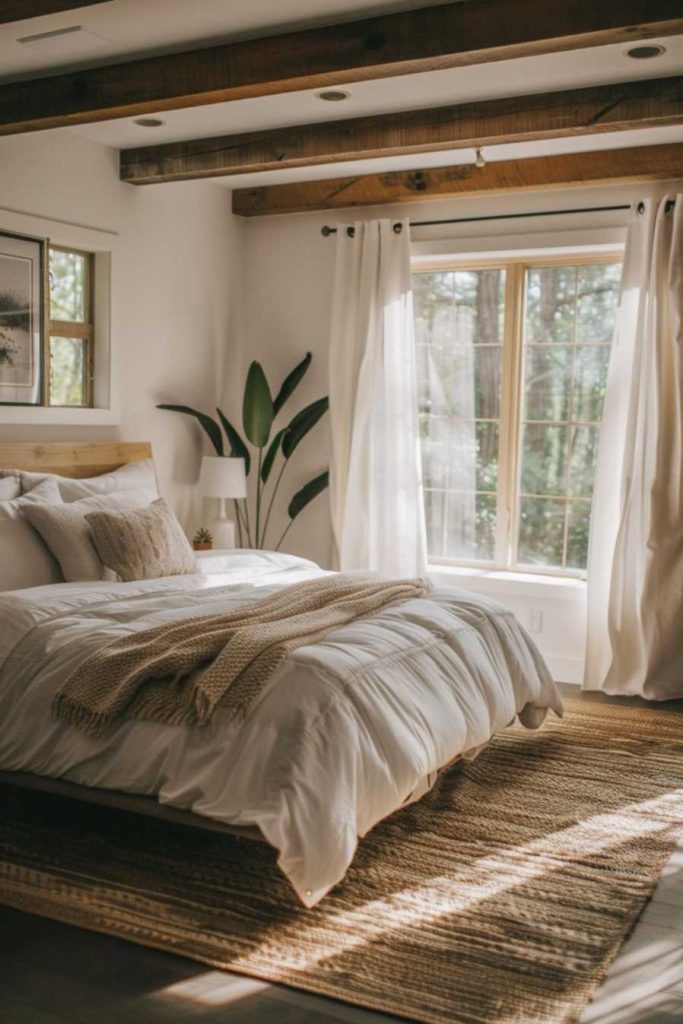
[528, 609, 543, 634]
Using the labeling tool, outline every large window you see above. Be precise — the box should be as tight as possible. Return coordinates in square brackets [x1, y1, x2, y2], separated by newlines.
[414, 255, 622, 575]
[48, 246, 94, 407]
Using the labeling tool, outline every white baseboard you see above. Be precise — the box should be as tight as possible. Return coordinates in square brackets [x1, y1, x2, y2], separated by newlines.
[544, 654, 584, 685]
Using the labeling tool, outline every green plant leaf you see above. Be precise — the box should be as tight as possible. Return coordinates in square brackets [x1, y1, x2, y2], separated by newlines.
[157, 404, 224, 456]
[243, 361, 274, 448]
[288, 470, 329, 520]
[216, 408, 251, 476]
[261, 427, 286, 483]
[272, 352, 312, 415]
[282, 397, 329, 459]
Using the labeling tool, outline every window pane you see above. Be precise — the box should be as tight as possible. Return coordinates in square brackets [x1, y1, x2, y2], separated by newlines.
[574, 346, 611, 422]
[569, 425, 600, 498]
[518, 497, 566, 567]
[474, 493, 497, 561]
[421, 415, 477, 490]
[424, 489, 445, 559]
[414, 267, 505, 562]
[49, 336, 87, 407]
[566, 500, 592, 570]
[575, 263, 621, 343]
[415, 272, 504, 420]
[525, 267, 577, 344]
[520, 423, 568, 495]
[518, 260, 620, 572]
[416, 344, 501, 419]
[476, 421, 499, 492]
[443, 491, 496, 562]
[474, 344, 502, 419]
[523, 345, 572, 421]
[413, 268, 505, 345]
[49, 249, 87, 322]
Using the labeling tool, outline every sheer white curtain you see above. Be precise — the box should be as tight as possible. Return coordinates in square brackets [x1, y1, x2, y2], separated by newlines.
[585, 195, 683, 699]
[329, 218, 427, 576]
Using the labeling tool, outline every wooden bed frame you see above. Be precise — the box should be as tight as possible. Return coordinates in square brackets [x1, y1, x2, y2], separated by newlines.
[0, 441, 262, 844]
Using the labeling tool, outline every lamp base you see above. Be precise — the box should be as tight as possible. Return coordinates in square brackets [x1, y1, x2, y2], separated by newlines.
[210, 516, 237, 550]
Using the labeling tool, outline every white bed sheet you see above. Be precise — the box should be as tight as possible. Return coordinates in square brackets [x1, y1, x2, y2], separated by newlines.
[0, 550, 562, 905]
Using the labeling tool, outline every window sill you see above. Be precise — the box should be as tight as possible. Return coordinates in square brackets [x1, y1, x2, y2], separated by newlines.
[0, 406, 120, 426]
[428, 563, 586, 602]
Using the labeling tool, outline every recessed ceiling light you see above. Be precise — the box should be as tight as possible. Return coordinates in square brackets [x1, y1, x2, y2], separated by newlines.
[626, 44, 666, 59]
[133, 117, 166, 128]
[316, 89, 351, 102]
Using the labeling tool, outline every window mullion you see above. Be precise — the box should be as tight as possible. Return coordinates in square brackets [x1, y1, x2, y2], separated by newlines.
[496, 262, 525, 569]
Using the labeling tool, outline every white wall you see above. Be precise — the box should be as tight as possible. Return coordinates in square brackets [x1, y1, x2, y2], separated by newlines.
[0, 130, 243, 531]
[241, 177, 683, 680]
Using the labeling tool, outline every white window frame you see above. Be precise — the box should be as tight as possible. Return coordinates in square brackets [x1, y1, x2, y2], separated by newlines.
[413, 249, 623, 580]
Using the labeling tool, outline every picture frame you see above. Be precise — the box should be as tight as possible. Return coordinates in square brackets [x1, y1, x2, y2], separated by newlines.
[0, 229, 47, 406]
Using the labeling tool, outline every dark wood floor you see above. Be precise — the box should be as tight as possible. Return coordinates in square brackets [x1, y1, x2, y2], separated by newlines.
[2, 686, 682, 1024]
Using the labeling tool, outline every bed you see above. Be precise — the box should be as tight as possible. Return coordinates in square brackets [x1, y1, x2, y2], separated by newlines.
[0, 442, 563, 906]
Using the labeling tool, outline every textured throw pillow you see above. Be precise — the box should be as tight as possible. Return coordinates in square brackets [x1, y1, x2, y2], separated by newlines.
[0, 475, 20, 500]
[17, 458, 158, 503]
[23, 490, 153, 583]
[0, 479, 64, 591]
[85, 498, 197, 582]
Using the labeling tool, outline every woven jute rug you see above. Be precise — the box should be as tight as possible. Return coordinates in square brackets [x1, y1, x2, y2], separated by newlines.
[1, 698, 682, 1024]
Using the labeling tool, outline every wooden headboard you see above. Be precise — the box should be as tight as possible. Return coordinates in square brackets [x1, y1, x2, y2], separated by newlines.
[0, 442, 153, 478]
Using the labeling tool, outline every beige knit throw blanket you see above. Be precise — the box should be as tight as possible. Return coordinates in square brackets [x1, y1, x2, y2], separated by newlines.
[53, 574, 430, 735]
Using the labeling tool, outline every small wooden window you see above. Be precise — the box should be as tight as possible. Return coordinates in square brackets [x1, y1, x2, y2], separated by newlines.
[47, 246, 94, 408]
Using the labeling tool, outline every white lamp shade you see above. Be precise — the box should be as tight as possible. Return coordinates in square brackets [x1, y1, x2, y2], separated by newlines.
[198, 456, 247, 498]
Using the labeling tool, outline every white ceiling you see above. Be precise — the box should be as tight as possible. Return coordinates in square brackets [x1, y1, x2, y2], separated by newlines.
[0, 0, 454, 79]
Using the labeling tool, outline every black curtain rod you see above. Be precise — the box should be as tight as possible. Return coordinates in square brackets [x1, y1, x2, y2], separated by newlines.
[320, 204, 631, 236]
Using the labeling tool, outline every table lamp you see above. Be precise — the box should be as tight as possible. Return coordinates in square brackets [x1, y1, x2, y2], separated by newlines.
[198, 456, 247, 549]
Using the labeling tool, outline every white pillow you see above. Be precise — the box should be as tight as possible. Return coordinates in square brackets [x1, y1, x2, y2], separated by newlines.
[22, 489, 154, 583]
[17, 458, 159, 503]
[0, 475, 20, 500]
[0, 479, 64, 592]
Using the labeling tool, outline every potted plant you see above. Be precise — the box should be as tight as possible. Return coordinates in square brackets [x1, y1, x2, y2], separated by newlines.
[192, 527, 213, 551]
[158, 353, 329, 550]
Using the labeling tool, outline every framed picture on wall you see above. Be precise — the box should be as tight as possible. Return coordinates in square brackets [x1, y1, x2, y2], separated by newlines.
[0, 229, 47, 406]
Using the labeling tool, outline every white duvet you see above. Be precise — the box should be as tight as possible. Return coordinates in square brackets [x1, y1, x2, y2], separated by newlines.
[0, 550, 562, 906]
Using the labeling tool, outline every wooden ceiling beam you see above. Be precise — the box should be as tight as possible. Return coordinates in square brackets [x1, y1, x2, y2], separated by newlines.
[1, 1, 683, 135]
[121, 76, 683, 185]
[231, 142, 683, 216]
[0, 1, 108, 24]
